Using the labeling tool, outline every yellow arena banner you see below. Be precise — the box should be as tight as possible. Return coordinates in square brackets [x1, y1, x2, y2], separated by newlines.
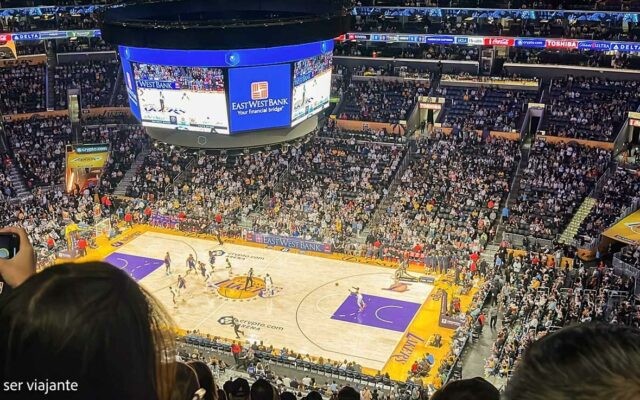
[603, 210, 640, 245]
[0, 33, 17, 58]
[66, 151, 110, 169]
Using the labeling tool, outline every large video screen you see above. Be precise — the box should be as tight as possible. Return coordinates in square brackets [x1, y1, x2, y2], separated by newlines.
[228, 64, 292, 133]
[132, 63, 229, 134]
[291, 52, 333, 127]
[118, 39, 334, 134]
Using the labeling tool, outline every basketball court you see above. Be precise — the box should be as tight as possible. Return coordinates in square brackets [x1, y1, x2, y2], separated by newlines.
[103, 231, 435, 371]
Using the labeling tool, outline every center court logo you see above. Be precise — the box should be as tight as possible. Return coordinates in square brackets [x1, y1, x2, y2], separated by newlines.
[251, 81, 269, 100]
[216, 276, 266, 300]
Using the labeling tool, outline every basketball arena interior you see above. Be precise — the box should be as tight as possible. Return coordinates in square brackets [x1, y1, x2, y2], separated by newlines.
[0, 0, 639, 399]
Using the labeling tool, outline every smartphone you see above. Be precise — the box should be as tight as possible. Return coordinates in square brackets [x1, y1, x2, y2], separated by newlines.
[0, 233, 19, 260]
[0, 233, 19, 296]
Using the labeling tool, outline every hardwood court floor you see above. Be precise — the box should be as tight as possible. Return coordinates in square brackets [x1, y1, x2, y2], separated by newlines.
[106, 231, 435, 371]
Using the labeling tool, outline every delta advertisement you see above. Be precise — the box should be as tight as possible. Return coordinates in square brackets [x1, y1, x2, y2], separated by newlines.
[228, 64, 292, 133]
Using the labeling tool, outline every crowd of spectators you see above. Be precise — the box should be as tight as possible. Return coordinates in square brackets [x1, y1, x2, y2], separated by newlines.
[505, 139, 611, 239]
[352, 0, 640, 11]
[150, 149, 293, 226]
[132, 63, 225, 92]
[508, 48, 640, 70]
[0, 9, 101, 32]
[437, 85, 537, 132]
[125, 143, 192, 201]
[334, 41, 480, 62]
[353, 13, 640, 42]
[3, 116, 71, 188]
[364, 130, 517, 263]
[56, 37, 114, 53]
[575, 167, 640, 246]
[0, 62, 46, 114]
[81, 123, 149, 193]
[485, 249, 638, 381]
[0, 155, 16, 200]
[15, 42, 47, 56]
[254, 134, 406, 249]
[53, 58, 125, 109]
[545, 76, 640, 141]
[617, 244, 640, 267]
[338, 79, 428, 123]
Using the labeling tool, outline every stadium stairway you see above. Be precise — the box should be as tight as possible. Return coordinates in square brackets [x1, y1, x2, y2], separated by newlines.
[558, 197, 597, 244]
[6, 160, 31, 199]
[113, 148, 150, 196]
[45, 42, 57, 111]
[358, 140, 416, 242]
[493, 134, 532, 244]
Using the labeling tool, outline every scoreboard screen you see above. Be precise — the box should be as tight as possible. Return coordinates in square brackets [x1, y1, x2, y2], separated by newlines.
[118, 39, 333, 134]
[133, 63, 229, 134]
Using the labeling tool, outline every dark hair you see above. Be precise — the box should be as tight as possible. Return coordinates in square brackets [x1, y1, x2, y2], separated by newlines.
[251, 378, 278, 400]
[431, 377, 499, 400]
[338, 386, 360, 400]
[174, 362, 200, 400]
[281, 392, 297, 400]
[188, 361, 217, 400]
[306, 391, 323, 400]
[0, 262, 176, 400]
[505, 323, 640, 400]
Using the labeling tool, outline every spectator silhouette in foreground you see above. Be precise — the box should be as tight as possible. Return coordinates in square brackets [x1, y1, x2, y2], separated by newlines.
[431, 377, 499, 400]
[0, 227, 177, 399]
[505, 323, 640, 400]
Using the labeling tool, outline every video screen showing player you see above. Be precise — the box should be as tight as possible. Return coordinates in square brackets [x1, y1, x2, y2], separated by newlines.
[292, 52, 332, 126]
[132, 63, 229, 134]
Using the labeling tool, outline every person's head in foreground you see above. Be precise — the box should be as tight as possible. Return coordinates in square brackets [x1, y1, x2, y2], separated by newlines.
[0, 227, 176, 399]
[431, 377, 499, 400]
[338, 386, 360, 400]
[505, 323, 640, 400]
[251, 378, 279, 400]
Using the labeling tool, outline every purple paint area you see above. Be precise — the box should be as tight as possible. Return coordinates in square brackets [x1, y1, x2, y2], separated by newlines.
[104, 252, 164, 281]
[331, 294, 421, 332]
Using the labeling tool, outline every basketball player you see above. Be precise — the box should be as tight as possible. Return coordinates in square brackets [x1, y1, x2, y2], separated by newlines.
[169, 286, 177, 305]
[350, 287, 366, 312]
[232, 317, 245, 339]
[264, 273, 274, 297]
[186, 254, 196, 275]
[177, 275, 186, 295]
[164, 252, 172, 275]
[159, 91, 165, 112]
[198, 261, 207, 278]
[244, 268, 254, 290]
[209, 250, 216, 271]
[226, 258, 233, 277]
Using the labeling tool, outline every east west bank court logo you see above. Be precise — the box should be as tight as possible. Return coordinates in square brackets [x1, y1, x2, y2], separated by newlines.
[251, 81, 269, 100]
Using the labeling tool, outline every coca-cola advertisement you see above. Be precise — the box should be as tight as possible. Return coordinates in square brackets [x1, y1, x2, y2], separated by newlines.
[483, 37, 515, 46]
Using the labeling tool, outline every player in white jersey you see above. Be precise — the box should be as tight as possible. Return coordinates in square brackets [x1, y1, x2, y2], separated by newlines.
[264, 273, 274, 297]
[350, 287, 366, 312]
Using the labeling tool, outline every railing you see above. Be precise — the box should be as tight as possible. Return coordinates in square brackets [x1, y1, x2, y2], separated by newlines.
[612, 252, 640, 282]
[502, 232, 554, 250]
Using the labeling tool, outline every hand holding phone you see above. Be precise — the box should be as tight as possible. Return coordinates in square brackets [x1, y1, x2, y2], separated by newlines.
[0, 227, 36, 288]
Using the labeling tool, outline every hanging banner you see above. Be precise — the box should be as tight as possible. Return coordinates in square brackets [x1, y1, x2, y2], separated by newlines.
[66, 151, 110, 169]
[603, 210, 640, 245]
[0, 33, 17, 58]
